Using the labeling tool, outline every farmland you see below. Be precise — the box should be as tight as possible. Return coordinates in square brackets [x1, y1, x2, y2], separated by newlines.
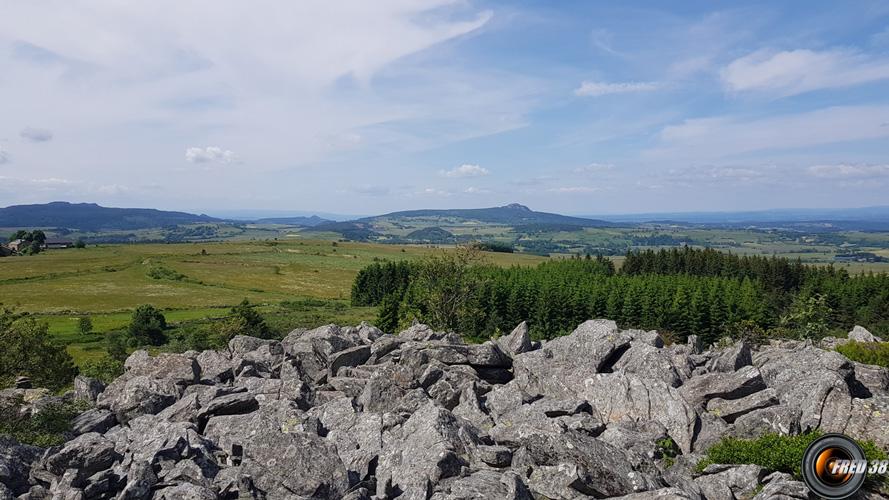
[0, 239, 545, 365]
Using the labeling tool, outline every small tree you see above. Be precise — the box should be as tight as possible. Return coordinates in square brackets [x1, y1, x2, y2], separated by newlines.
[78, 316, 93, 335]
[0, 311, 78, 390]
[128, 305, 167, 346]
[27, 240, 42, 255]
[780, 293, 831, 340]
[229, 299, 272, 339]
[376, 293, 401, 333]
[106, 331, 129, 362]
[74, 239, 86, 249]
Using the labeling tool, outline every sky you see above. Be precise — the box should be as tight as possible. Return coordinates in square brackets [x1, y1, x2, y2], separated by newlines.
[2, 0, 889, 216]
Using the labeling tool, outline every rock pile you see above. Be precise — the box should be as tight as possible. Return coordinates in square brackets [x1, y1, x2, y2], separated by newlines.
[2, 320, 888, 499]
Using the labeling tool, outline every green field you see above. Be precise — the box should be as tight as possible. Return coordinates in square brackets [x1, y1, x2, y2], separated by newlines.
[0, 240, 545, 365]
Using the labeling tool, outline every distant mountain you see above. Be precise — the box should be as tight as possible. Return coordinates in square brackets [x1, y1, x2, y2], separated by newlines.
[405, 227, 455, 243]
[367, 203, 616, 227]
[254, 215, 332, 227]
[0, 202, 221, 231]
[302, 221, 381, 241]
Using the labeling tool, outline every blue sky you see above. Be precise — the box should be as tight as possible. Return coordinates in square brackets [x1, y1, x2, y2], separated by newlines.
[2, 0, 889, 215]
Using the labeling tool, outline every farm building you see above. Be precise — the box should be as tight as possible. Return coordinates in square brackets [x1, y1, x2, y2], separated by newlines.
[6, 239, 26, 252]
[44, 239, 74, 249]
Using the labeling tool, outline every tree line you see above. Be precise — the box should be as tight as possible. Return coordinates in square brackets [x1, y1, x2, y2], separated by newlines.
[351, 247, 889, 343]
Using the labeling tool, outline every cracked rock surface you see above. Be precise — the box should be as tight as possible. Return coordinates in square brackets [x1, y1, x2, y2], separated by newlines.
[2, 320, 888, 499]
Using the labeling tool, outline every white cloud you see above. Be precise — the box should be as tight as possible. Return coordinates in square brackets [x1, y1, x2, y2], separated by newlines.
[0, 147, 8, 164]
[440, 164, 490, 178]
[574, 81, 658, 97]
[573, 163, 614, 174]
[463, 186, 491, 194]
[20, 127, 53, 142]
[661, 165, 775, 186]
[808, 163, 889, 179]
[547, 186, 601, 193]
[649, 105, 889, 161]
[185, 146, 239, 164]
[721, 48, 889, 96]
[420, 187, 452, 196]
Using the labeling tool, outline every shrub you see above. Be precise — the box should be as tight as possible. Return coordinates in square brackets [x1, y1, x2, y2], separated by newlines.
[229, 299, 272, 339]
[836, 341, 889, 369]
[80, 356, 124, 383]
[78, 316, 93, 335]
[0, 310, 78, 390]
[0, 398, 92, 447]
[128, 304, 167, 346]
[147, 265, 186, 281]
[697, 432, 887, 479]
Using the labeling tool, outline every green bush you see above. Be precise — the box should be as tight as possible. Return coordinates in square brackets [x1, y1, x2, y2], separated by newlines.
[0, 309, 78, 390]
[80, 356, 124, 383]
[0, 398, 92, 447]
[146, 265, 186, 281]
[128, 304, 167, 346]
[697, 432, 887, 478]
[836, 341, 889, 368]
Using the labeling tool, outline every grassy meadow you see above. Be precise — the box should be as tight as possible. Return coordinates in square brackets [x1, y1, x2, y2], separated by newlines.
[0, 239, 545, 365]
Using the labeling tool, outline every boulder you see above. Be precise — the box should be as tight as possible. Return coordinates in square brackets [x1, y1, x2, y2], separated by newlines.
[45, 433, 121, 486]
[96, 375, 179, 423]
[70, 408, 118, 435]
[693, 464, 766, 500]
[0, 435, 42, 495]
[706, 388, 778, 423]
[678, 366, 767, 407]
[849, 325, 881, 343]
[497, 321, 533, 356]
[72, 376, 106, 402]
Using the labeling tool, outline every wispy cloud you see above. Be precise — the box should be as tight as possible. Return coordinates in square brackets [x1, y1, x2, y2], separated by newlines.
[440, 164, 490, 178]
[20, 127, 53, 142]
[808, 163, 889, 179]
[722, 48, 889, 96]
[649, 105, 889, 161]
[185, 146, 239, 164]
[574, 81, 658, 97]
[0, 147, 8, 164]
[464, 186, 492, 194]
[573, 163, 614, 174]
[547, 186, 602, 193]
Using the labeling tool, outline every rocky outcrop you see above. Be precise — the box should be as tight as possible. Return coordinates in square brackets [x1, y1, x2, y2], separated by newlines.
[3, 319, 889, 499]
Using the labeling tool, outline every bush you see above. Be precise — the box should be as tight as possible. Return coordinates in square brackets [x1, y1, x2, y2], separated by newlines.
[147, 265, 186, 281]
[0, 398, 92, 447]
[78, 316, 93, 335]
[836, 341, 889, 368]
[128, 304, 167, 346]
[229, 299, 272, 339]
[80, 356, 124, 383]
[0, 309, 78, 390]
[697, 432, 887, 478]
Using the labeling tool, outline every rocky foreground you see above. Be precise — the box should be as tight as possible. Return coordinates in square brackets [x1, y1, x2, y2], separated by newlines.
[3, 320, 889, 499]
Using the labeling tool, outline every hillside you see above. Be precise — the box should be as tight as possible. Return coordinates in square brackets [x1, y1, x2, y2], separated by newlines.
[0, 202, 220, 231]
[367, 203, 615, 227]
[253, 215, 331, 227]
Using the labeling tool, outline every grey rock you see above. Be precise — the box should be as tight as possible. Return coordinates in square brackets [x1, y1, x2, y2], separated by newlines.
[377, 402, 482, 497]
[194, 350, 233, 383]
[431, 470, 532, 500]
[485, 382, 537, 418]
[477, 445, 513, 468]
[118, 460, 156, 500]
[854, 362, 889, 394]
[46, 433, 121, 486]
[752, 472, 810, 499]
[732, 405, 802, 439]
[0, 435, 42, 495]
[756, 345, 856, 431]
[70, 408, 117, 435]
[357, 321, 385, 343]
[849, 325, 881, 342]
[154, 483, 217, 500]
[497, 321, 533, 356]
[612, 341, 685, 387]
[706, 341, 752, 373]
[72, 376, 105, 403]
[329, 344, 371, 376]
[693, 464, 765, 500]
[843, 395, 889, 449]
[610, 488, 697, 499]
[579, 372, 699, 453]
[96, 375, 179, 423]
[124, 351, 199, 386]
[490, 398, 602, 445]
[706, 388, 778, 423]
[196, 392, 259, 425]
[679, 365, 766, 407]
[516, 431, 662, 498]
